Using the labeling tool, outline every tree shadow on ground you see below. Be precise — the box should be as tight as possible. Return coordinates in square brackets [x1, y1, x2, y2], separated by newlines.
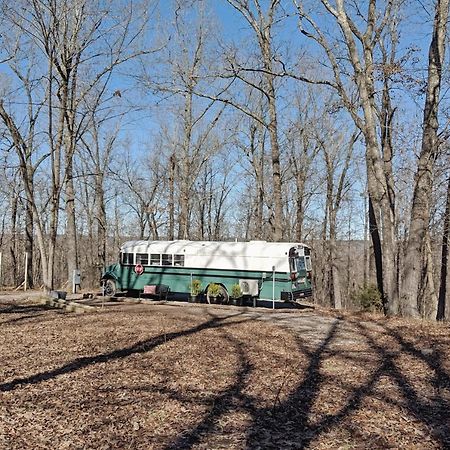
[162, 336, 256, 448]
[0, 311, 252, 393]
[0, 302, 65, 325]
[157, 318, 342, 450]
[0, 302, 52, 315]
[158, 316, 449, 449]
[3, 307, 449, 449]
[242, 318, 450, 449]
[370, 323, 450, 445]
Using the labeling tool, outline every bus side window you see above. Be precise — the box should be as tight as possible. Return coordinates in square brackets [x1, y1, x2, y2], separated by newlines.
[122, 252, 134, 265]
[289, 257, 296, 272]
[136, 253, 149, 266]
[174, 255, 184, 266]
[162, 254, 172, 266]
[150, 254, 161, 266]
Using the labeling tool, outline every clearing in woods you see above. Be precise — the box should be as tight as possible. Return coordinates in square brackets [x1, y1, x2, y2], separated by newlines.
[0, 292, 449, 449]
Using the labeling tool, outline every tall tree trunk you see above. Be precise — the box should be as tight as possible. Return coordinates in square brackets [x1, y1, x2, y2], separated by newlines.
[95, 174, 106, 276]
[294, 165, 306, 242]
[422, 232, 438, 318]
[168, 153, 176, 240]
[9, 192, 18, 286]
[267, 96, 283, 241]
[178, 89, 194, 240]
[361, 63, 398, 315]
[380, 69, 398, 304]
[249, 124, 265, 239]
[437, 174, 450, 320]
[65, 160, 78, 288]
[329, 215, 342, 309]
[361, 61, 398, 314]
[363, 193, 369, 286]
[47, 78, 65, 291]
[368, 197, 384, 300]
[261, 35, 283, 241]
[402, 0, 449, 317]
[25, 187, 34, 289]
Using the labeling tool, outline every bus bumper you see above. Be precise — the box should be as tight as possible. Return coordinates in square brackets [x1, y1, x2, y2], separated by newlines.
[281, 289, 313, 301]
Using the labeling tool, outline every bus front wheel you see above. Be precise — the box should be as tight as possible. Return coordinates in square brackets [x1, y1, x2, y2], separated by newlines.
[104, 279, 117, 297]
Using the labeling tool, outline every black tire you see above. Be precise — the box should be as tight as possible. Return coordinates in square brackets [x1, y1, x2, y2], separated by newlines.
[104, 279, 116, 297]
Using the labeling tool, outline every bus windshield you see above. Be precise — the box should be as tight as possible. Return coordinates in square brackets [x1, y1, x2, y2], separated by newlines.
[291, 256, 308, 273]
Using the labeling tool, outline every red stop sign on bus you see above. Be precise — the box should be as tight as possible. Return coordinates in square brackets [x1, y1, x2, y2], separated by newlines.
[134, 264, 144, 275]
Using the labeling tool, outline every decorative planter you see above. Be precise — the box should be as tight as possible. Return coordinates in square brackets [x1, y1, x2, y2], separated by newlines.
[230, 297, 243, 306]
[189, 295, 203, 303]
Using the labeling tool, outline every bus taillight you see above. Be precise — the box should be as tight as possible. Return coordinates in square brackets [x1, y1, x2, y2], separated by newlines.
[290, 272, 297, 281]
[307, 271, 312, 280]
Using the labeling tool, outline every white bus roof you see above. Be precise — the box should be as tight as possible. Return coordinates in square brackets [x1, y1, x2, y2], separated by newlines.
[120, 240, 310, 272]
[120, 240, 309, 255]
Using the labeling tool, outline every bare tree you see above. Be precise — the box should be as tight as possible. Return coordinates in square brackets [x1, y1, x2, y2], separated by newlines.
[437, 170, 450, 320]
[77, 111, 121, 279]
[322, 131, 356, 309]
[224, 0, 285, 240]
[181, 1, 288, 240]
[196, 152, 234, 240]
[294, 0, 400, 314]
[1, 0, 156, 289]
[0, 31, 49, 288]
[117, 149, 165, 240]
[144, 1, 224, 239]
[402, 0, 450, 317]
[232, 99, 269, 240]
[285, 89, 322, 242]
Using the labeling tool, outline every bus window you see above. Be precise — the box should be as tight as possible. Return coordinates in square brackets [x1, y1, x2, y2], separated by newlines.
[150, 254, 161, 265]
[289, 257, 296, 272]
[174, 255, 185, 266]
[136, 253, 149, 266]
[161, 254, 172, 266]
[305, 256, 312, 271]
[122, 252, 134, 265]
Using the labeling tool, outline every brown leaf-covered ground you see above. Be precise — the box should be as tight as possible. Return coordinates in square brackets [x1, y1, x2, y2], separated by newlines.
[1, 293, 449, 449]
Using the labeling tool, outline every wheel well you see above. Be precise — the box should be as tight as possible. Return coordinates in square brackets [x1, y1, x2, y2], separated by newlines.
[101, 274, 117, 282]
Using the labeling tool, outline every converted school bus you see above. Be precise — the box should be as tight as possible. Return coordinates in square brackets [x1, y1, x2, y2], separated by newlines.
[101, 240, 312, 305]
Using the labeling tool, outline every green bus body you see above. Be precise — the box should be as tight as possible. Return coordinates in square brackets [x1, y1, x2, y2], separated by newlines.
[101, 240, 313, 302]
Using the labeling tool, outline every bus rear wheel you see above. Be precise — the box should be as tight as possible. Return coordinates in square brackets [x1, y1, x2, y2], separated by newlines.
[104, 279, 116, 297]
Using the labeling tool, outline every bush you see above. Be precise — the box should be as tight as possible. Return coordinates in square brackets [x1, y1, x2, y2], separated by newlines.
[208, 283, 221, 297]
[231, 283, 242, 299]
[351, 284, 383, 312]
[189, 279, 202, 296]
